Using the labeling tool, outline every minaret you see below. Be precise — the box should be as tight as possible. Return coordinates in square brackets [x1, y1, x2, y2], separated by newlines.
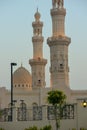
[47, 0, 71, 89]
[29, 9, 47, 88]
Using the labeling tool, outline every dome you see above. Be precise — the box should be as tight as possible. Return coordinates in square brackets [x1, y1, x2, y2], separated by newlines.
[13, 66, 32, 87]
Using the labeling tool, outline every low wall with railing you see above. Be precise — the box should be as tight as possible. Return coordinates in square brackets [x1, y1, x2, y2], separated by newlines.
[0, 105, 74, 122]
[0, 104, 79, 130]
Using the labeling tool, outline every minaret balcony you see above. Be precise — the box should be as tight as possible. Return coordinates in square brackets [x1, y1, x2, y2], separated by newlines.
[32, 21, 43, 27]
[29, 58, 47, 66]
[47, 35, 71, 46]
[51, 8, 66, 16]
[32, 36, 44, 43]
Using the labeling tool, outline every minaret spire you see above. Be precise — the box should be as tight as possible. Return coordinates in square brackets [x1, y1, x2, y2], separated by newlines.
[29, 9, 47, 88]
[47, 0, 71, 89]
[37, 7, 38, 12]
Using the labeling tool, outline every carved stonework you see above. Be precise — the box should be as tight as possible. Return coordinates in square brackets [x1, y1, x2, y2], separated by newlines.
[52, 0, 64, 8]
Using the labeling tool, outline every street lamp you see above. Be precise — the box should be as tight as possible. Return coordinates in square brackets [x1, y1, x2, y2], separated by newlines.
[77, 98, 87, 108]
[10, 62, 17, 121]
[82, 100, 87, 108]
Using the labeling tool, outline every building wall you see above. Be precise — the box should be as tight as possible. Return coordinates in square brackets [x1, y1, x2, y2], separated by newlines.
[0, 86, 87, 130]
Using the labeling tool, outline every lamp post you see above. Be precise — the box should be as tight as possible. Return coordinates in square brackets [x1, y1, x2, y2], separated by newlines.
[10, 62, 17, 121]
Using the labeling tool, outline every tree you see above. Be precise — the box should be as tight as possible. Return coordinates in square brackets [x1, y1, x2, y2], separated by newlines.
[47, 90, 66, 130]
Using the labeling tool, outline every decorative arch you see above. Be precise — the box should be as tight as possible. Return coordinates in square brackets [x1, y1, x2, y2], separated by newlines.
[20, 102, 27, 108]
[32, 102, 38, 106]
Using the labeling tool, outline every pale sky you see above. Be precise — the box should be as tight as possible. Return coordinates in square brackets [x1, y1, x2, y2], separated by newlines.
[0, 0, 87, 90]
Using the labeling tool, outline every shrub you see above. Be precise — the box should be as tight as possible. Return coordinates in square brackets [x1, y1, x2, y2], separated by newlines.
[0, 128, 4, 130]
[24, 125, 51, 130]
[41, 125, 51, 130]
[24, 126, 38, 130]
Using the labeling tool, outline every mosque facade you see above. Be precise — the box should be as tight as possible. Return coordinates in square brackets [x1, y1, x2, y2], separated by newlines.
[0, 0, 87, 130]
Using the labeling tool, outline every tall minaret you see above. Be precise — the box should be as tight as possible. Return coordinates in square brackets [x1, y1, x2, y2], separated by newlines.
[47, 0, 71, 89]
[29, 9, 47, 88]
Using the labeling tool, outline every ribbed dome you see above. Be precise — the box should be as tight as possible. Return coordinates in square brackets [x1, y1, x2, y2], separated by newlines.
[13, 66, 32, 86]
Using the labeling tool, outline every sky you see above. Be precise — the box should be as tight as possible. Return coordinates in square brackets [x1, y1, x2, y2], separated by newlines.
[0, 0, 87, 90]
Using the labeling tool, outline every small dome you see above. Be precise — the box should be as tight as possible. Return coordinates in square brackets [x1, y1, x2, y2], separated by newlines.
[13, 66, 32, 86]
[34, 8, 40, 21]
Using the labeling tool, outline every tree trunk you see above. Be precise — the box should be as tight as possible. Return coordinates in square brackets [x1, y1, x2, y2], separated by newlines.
[54, 105, 60, 130]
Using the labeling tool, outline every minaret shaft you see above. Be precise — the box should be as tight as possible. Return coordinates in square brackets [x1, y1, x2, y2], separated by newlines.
[51, 8, 66, 36]
[47, 0, 71, 89]
[32, 37, 43, 59]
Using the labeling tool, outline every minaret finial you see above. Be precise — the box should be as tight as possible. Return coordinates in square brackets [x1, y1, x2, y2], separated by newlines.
[37, 7, 38, 12]
[34, 7, 40, 21]
[21, 62, 23, 67]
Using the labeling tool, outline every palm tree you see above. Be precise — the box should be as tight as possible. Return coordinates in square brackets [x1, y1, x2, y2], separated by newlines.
[47, 90, 66, 130]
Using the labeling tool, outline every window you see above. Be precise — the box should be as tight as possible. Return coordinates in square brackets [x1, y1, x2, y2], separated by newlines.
[17, 102, 27, 121]
[18, 84, 20, 87]
[60, 64, 63, 69]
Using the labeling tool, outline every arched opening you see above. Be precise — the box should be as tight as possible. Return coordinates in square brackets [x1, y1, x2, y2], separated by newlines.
[17, 101, 27, 121]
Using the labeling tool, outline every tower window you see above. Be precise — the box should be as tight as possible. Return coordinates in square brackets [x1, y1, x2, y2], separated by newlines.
[22, 84, 24, 87]
[18, 84, 20, 87]
[60, 64, 63, 66]
[60, 64, 63, 69]
[38, 80, 41, 85]
[38, 57, 41, 60]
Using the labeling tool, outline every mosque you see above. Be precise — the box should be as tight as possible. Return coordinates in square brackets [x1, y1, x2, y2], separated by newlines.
[0, 0, 87, 130]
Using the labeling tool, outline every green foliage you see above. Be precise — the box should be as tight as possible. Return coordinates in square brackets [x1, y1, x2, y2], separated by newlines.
[47, 90, 66, 130]
[24, 126, 38, 130]
[80, 128, 87, 130]
[0, 128, 4, 130]
[72, 128, 76, 130]
[24, 125, 51, 130]
[41, 125, 51, 130]
[47, 90, 66, 105]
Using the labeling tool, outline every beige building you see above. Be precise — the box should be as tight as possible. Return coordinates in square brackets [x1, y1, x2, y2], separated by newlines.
[0, 0, 87, 130]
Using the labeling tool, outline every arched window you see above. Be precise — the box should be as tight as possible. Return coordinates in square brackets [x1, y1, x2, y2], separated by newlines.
[17, 102, 27, 121]
[32, 103, 42, 120]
